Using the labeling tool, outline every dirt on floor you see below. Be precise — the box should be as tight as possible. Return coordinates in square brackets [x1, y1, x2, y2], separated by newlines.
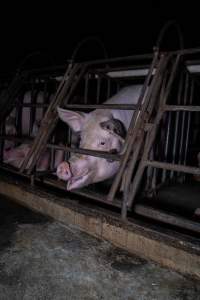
[0, 196, 200, 300]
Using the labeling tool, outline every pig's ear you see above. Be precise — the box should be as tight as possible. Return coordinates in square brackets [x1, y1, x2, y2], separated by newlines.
[57, 107, 87, 132]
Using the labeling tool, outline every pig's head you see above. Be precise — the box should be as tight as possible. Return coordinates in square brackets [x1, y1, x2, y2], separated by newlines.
[57, 107, 126, 190]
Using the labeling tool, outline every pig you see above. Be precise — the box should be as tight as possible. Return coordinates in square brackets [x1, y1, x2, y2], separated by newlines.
[56, 85, 142, 190]
[3, 119, 64, 172]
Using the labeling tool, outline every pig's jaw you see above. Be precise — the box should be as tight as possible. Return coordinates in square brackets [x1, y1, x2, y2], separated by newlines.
[67, 171, 93, 190]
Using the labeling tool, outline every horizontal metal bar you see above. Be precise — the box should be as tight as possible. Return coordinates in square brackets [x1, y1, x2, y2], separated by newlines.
[174, 47, 200, 56]
[164, 105, 200, 112]
[84, 53, 154, 66]
[15, 103, 49, 108]
[145, 160, 200, 175]
[134, 204, 200, 234]
[64, 104, 138, 110]
[43, 177, 122, 208]
[46, 144, 122, 161]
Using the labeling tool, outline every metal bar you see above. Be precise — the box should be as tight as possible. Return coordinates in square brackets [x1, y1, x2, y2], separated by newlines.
[96, 76, 101, 104]
[43, 177, 122, 208]
[64, 104, 138, 110]
[128, 54, 181, 207]
[162, 111, 171, 182]
[145, 160, 200, 175]
[84, 53, 154, 66]
[107, 51, 161, 202]
[107, 78, 111, 98]
[19, 63, 82, 173]
[173, 47, 200, 56]
[46, 143, 121, 161]
[164, 105, 200, 112]
[134, 204, 200, 234]
[84, 73, 89, 104]
[170, 72, 184, 179]
[183, 81, 194, 165]
[178, 74, 189, 169]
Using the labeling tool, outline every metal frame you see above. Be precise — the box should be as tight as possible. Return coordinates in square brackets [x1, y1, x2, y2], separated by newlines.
[0, 48, 200, 233]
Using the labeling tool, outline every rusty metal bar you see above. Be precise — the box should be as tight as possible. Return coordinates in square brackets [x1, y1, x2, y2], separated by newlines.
[170, 72, 184, 179]
[24, 63, 89, 174]
[19, 63, 83, 173]
[107, 51, 166, 203]
[128, 54, 181, 207]
[46, 143, 121, 161]
[183, 80, 194, 165]
[96, 76, 101, 104]
[43, 177, 122, 208]
[145, 160, 200, 175]
[178, 73, 189, 170]
[134, 204, 200, 234]
[164, 105, 200, 112]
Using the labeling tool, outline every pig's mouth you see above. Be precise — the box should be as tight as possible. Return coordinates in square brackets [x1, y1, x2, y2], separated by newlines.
[67, 171, 92, 191]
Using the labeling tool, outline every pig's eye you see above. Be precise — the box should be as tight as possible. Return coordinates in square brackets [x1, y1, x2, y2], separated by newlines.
[100, 141, 105, 145]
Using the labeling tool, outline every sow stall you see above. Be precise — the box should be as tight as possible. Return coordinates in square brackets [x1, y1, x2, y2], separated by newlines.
[0, 48, 200, 236]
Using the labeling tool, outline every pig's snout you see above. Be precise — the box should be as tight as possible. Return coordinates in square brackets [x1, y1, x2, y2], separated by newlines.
[56, 161, 72, 181]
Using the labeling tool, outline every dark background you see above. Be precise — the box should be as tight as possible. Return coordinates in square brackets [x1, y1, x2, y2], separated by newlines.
[0, 1, 199, 74]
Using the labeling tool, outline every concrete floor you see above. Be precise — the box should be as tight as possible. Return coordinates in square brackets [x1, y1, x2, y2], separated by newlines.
[0, 197, 200, 300]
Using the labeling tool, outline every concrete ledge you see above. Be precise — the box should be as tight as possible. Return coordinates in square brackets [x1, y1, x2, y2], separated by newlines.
[0, 174, 199, 279]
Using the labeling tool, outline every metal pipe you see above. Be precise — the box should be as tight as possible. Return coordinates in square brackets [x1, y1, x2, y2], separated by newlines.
[96, 76, 101, 104]
[107, 51, 161, 202]
[128, 54, 181, 207]
[164, 105, 200, 112]
[170, 72, 184, 179]
[84, 73, 89, 104]
[134, 204, 200, 234]
[183, 81, 194, 165]
[178, 74, 189, 169]
[145, 160, 200, 175]
[46, 143, 121, 161]
[64, 104, 138, 110]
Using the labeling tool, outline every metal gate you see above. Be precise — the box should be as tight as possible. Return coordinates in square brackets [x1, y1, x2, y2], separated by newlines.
[0, 49, 200, 233]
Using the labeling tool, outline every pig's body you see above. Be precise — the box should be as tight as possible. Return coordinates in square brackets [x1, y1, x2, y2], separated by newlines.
[4, 143, 64, 171]
[57, 85, 143, 190]
[105, 85, 142, 130]
[3, 90, 64, 171]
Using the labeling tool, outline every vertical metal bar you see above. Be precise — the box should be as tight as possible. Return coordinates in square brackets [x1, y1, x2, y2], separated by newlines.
[84, 73, 89, 104]
[170, 72, 184, 179]
[107, 78, 111, 99]
[178, 73, 189, 182]
[107, 51, 162, 202]
[50, 135, 55, 170]
[128, 54, 181, 207]
[161, 111, 172, 182]
[183, 80, 194, 165]
[153, 71, 168, 187]
[22, 63, 87, 174]
[96, 75, 101, 104]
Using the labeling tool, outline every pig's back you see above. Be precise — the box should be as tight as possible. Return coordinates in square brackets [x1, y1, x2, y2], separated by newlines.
[105, 85, 142, 130]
